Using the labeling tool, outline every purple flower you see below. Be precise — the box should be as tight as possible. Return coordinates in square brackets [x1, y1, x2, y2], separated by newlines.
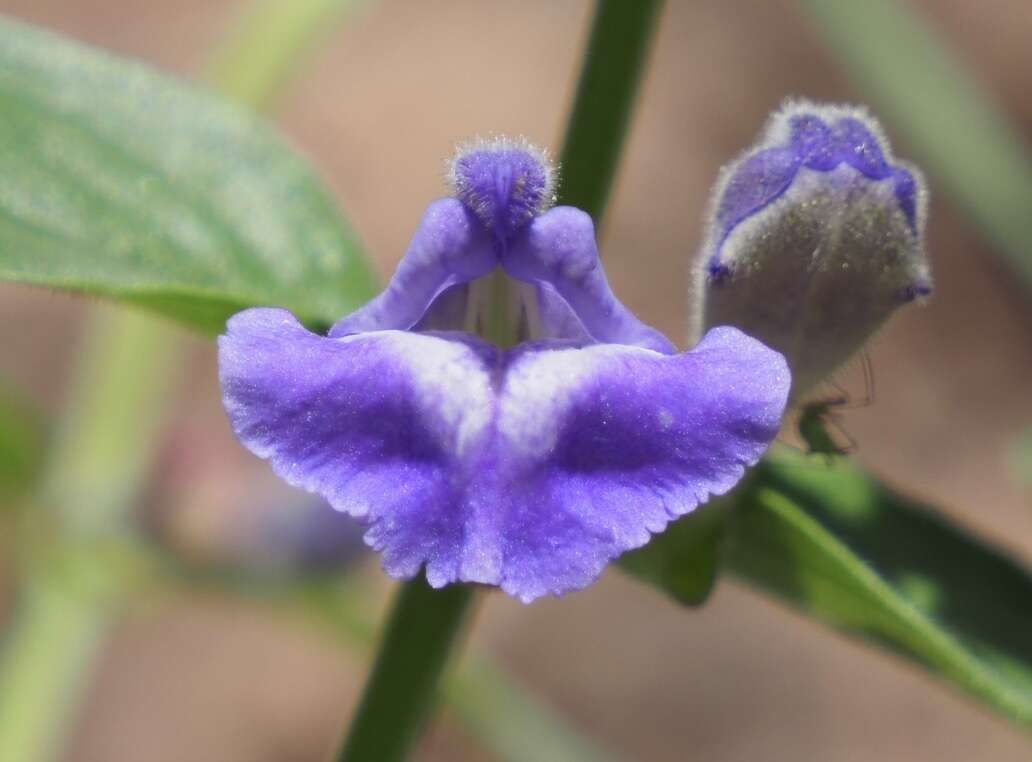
[219, 137, 790, 602]
[695, 101, 932, 398]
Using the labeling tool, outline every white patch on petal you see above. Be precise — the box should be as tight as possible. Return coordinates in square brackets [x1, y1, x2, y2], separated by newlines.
[380, 332, 494, 459]
[497, 344, 656, 460]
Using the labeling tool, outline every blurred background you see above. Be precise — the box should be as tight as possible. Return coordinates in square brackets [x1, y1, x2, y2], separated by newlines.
[1, 0, 1030, 760]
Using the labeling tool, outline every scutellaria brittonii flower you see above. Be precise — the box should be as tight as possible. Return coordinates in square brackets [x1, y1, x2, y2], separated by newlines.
[695, 100, 932, 399]
[219, 137, 790, 602]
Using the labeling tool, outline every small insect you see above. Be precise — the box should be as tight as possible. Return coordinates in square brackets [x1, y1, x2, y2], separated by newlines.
[797, 352, 875, 458]
[798, 395, 853, 456]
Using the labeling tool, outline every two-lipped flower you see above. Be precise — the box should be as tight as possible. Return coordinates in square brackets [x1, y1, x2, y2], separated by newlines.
[219, 136, 794, 602]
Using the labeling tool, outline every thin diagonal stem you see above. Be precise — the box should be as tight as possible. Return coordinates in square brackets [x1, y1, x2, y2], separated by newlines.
[336, 580, 475, 762]
[557, 0, 665, 225]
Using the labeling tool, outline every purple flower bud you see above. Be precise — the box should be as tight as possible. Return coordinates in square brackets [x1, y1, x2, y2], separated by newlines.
[695, 100, 932, 399]
[220, 138, 791, 602]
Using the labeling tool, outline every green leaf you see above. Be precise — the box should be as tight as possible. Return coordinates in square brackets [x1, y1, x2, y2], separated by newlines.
[619, 497, 729, 605]
[0, 15, 377, 333]
[726, 447, 1032, 729]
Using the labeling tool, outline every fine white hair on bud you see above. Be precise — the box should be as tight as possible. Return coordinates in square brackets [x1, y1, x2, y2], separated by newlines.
[446, 135, 558, 241]
[692, 99, 932, 400]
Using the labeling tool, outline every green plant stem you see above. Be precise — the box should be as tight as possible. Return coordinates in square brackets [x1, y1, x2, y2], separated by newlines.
[0, 378, 44, 497]
[149, 565, 619, 762]
[800, 0, 1032, 289]
[337, 580, 476, 762]
[557, 0, 665, 223]
[42, 310, 181, 538]
[0, 3, 358, 761]
[282, 579, 621, 762]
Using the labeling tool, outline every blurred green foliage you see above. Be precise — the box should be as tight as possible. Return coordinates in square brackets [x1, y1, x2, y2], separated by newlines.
[0, 381, 43, 499]
[620, 497, 728, 606]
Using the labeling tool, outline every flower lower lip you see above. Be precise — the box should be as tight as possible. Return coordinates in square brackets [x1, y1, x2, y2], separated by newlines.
[219, 307, 789, 602]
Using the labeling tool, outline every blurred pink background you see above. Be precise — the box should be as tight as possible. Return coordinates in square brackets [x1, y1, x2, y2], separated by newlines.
[1, 1, 1030, 760]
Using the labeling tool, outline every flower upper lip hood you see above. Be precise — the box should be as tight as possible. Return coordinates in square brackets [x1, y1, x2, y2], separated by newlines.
[219, 138, 791, 602]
